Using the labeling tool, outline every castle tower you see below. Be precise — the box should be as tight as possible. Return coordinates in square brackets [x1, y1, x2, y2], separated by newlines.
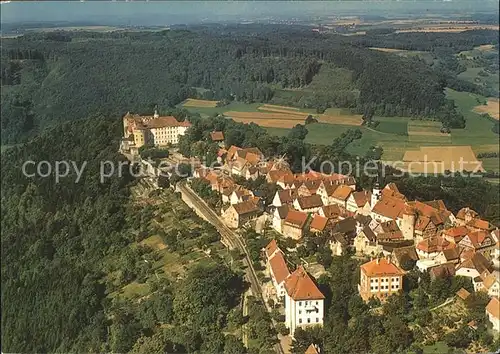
[371, 180, 381, 208]
[153, 109, 159, 119]
[401, 206, 416, 241]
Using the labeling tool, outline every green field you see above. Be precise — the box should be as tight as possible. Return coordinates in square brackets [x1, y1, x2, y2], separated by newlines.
[183, 88, 499, 172]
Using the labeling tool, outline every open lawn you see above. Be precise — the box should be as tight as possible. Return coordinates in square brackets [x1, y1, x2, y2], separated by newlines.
[182, 98, 219, 108]
[320, 108, 363, 126]
[224, 111, 308, 128]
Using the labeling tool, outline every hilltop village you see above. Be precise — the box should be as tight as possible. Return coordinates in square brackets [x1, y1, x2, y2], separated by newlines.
[120, 113, 500, 346]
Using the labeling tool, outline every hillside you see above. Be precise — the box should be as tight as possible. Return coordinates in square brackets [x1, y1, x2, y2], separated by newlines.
[3, 27, 496, 143]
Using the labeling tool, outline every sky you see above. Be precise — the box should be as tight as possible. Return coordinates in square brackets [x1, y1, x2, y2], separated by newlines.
[1, 1, 498, 26]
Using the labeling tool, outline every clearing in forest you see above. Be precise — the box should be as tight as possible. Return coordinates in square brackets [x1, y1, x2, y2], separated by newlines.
[472, 98, 500, 120]
[401, 146, 484, 174]
[182, 98, 219, 108]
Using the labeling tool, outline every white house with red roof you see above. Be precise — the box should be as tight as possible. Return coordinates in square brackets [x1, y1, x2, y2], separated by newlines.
[486, 297, 500, 332]
[264, 240, 291, 302]
[284, 266, 325, 336]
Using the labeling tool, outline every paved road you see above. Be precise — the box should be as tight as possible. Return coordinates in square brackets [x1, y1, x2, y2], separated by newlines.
[177, 181, 285, 354]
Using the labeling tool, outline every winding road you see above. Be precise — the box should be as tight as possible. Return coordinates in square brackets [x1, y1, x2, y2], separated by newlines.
[177, 180, 285, 354]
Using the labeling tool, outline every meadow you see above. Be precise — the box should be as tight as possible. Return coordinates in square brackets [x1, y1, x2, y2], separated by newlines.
[181, 88, 499, 173]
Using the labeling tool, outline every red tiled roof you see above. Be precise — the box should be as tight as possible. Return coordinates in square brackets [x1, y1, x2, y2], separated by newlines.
[265, 239, 279, 258]
[296, 195, 323, 210]
[145, 116, 192, 129]
[310, 215, 329, 232]
[486, 297, 500, 319]
[361, 258, 404, 277]
[456, 287, 471, 300]
[456, 207, 479, 220]
[210, 131, 224, 141]
[284, 210, 309, 229]
[352, 190, 371, 207]
[467, 218, 490, 231]
[372, 196, 407, 219]
[416, 236, 455, 253]
[284, 266, 325, 300]
[444, 226, 470, 239]
[332, 185, 353, 201]
[232, 199, 260, 215]
[269, 251, 290, 284]
[278, 189, 297, 204]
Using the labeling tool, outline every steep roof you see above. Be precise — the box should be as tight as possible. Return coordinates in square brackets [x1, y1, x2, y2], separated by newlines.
[360, 258, 405, 277]
[456, 207, 479, 220]
[277, 189, 297, 204]
[361, 225, 377, 242]
[210, 131, 224, 141]
[443, 226, 470, 240]
[305, 344, 320, 354]
[269, 251, 290, 285]
[284, 266, 325, 301]
[392, 246, 419, 264]
[232, 199, 261, 216]
[332, 217, 357, 235]
[486, 297, 500, 319]
[331, 185, 353, 201]
[416, 236, 455, 254]
[265, 239, 279, 259]
[296, 195, 323, 210]
[482, 273, 499, 290]
[320, 204, 343, 219]
[276, 205, 290, 220]
[429, 263, 456, 279]
[371, 196, 407, 219]
[442, 247, 461, 261]
[457, 253, 493, 274]
[284, 210, 309, 229]
[226, 145, 242, 160]
[130, 114, 192, 129]
[310, 215, 329, 232]
[467, 218, 490, 231]
[352, 190, 371, 207]
[456, 287, 471, 300]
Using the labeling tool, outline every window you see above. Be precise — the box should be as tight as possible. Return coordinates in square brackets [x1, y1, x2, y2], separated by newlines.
[307, 318, 311, 323]
[299, 310, 302, 315]
[299, 301, 302, 306]
[316, 318, 319, 323]
[299, 319, 302, 324]
[315, 301, 318, 305]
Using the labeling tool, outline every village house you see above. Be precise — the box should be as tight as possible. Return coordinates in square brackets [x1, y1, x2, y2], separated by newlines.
[346, 190, 372, 214]
[354, 225, 382, 256]
[416, 236, 456, 259]
[271, 205, 290, 234]
[310, 215, 329, 234]
[486, 297, 500, 332]
[221, 185, 239, 204]
[458, 230, 496, 254]
[429, 263, 456, 281]
[284, 266, 325, 337]
[318, 204, 352, 220]
[222, 198, 262, 228]
[293, 195, 324, 213]
[329, 232, 348, 256]
[358, 257, 405, 302]
[329, 185, 353, 209]
[122, 111, 191, 152]
[272, 189, 298, 207]
[391, 246, 419, 269]
[442, 225, 470, 244]
[265, 240, 291, 302]
[455, 253, 493, 280]
[229, 188, 254, 205]
[210, 131, 225, 147]
[282, 210, 309, 240]
[370, 194, 415, 240]
[476, 272, 500, 297]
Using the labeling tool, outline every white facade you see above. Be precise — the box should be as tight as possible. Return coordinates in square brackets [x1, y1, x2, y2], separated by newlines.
[285, 296, 324, 337]
[150, 125, 189, 145]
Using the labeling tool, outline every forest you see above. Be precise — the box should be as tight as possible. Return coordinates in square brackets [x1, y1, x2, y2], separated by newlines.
[0, 116, 249, 353]
[2, 26, 498, 143]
